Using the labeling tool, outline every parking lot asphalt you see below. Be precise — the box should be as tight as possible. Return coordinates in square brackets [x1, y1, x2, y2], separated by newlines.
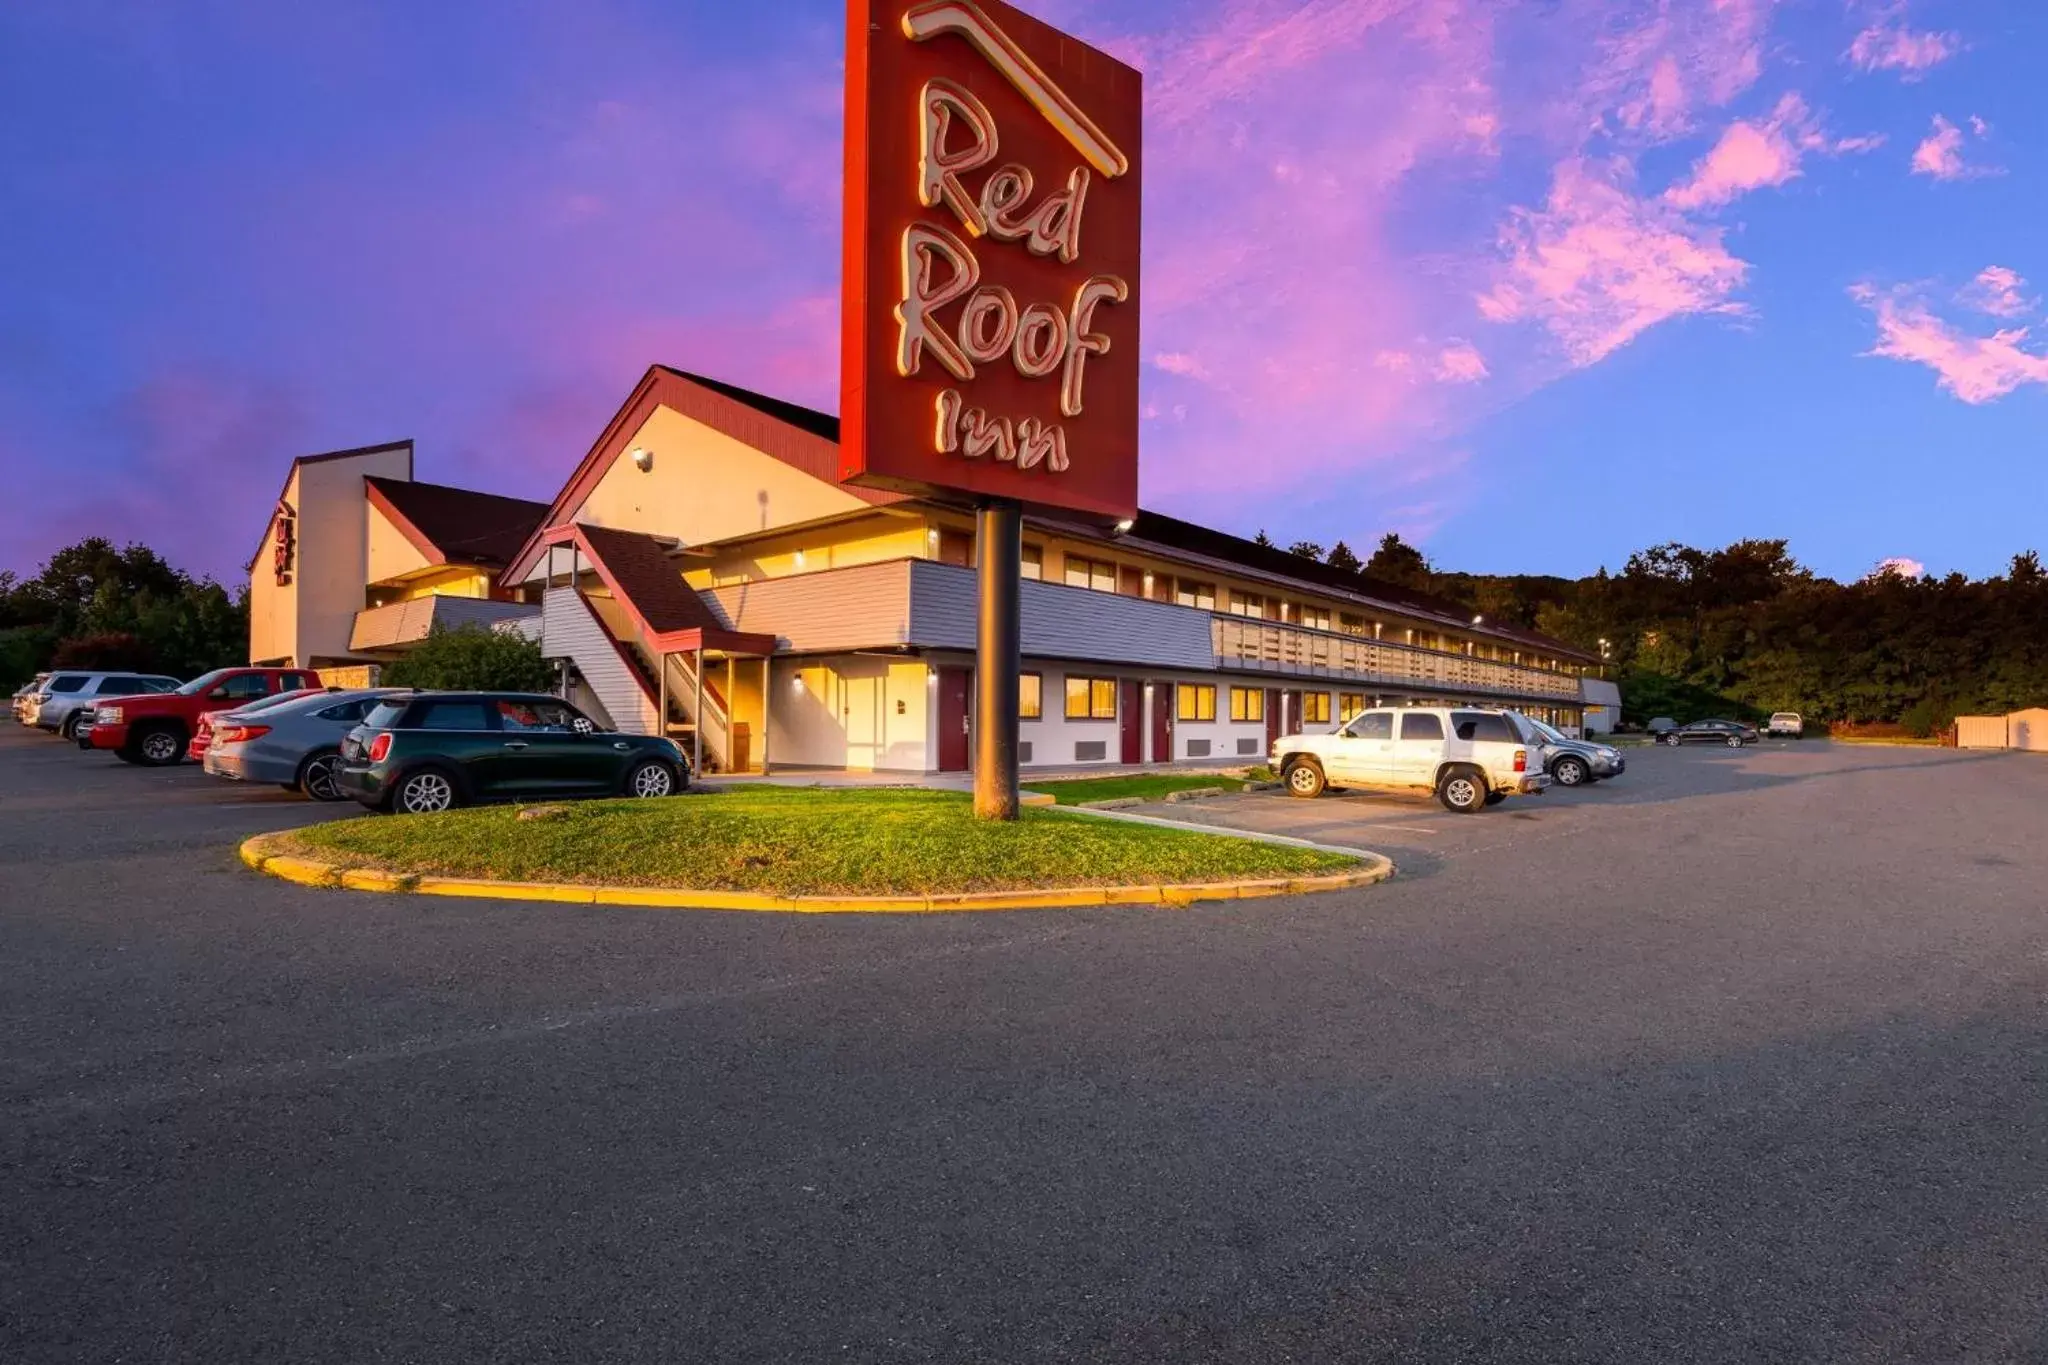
[5, 726, 2048, 1364]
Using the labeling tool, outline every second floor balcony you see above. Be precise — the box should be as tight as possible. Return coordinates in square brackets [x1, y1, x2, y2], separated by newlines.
[689, 558, 1585, 705]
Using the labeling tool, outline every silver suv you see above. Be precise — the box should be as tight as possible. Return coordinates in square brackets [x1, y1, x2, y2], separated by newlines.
[1515, 713, 1626, 786]
[24, 672, 181, 738]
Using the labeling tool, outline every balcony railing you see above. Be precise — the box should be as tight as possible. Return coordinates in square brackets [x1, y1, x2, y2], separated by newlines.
[1212, 615, 1581, 701]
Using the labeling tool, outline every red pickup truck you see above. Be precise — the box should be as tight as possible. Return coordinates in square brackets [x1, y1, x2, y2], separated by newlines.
[89, 666, 322, 766]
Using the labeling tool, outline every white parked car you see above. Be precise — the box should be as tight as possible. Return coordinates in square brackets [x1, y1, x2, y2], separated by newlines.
[1272, 705, 1551, 813]
[1765, 712, 1804, 737]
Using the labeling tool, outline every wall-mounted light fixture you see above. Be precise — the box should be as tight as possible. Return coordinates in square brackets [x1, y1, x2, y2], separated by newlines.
[631, 447, 653, 472]
[1113, 517, 1135, 535]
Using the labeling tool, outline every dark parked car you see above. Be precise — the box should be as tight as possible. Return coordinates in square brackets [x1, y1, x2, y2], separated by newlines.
[1661, 718, 1759, 748]
[337, 692, 690, 814]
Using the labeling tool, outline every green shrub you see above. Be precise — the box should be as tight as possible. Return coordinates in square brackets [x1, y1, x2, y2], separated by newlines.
[382, 625, 552, 692]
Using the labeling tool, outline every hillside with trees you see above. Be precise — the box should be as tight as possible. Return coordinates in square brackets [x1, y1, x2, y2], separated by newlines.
[1295, 534, 2048, 734]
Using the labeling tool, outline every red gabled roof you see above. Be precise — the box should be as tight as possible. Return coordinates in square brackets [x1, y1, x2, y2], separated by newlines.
[503, 366, 905, 585]
[364, 476, 549, 570]
[544, 523, 777, 657]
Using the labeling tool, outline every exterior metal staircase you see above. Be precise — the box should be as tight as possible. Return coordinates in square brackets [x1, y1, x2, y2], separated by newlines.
[540, 585, 738, 772]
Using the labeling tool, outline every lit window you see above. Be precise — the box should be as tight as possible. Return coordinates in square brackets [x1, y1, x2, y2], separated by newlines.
[1230, 687, 1265, 722]
[1064, 556, 1117, 593]
[1020, 672, 1042, 720]
[1339, 613, 1368, 636]
[1299, 605, 1331, 631]
[1021, 544, 1043, 581]
[1230, 591, 1265, 617]
[1064, 675, 1118, 720]
[1302, 692, 1331, 724]
[1339, 693, 1366, 721]
[1176, 683, 1216, 721]
[1175, 579, 1216, 610]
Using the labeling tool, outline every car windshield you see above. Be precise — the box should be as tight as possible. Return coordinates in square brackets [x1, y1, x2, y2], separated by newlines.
[175, 669, 232, 696]
[1519, 714, 1568, 744]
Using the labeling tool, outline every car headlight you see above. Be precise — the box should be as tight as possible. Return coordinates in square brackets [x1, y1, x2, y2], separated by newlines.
[97, 706, 122, 723]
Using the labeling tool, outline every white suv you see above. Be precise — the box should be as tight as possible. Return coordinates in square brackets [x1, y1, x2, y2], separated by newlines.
[1765, 712, 1804, 737]
[1272, 706, 1551, 813]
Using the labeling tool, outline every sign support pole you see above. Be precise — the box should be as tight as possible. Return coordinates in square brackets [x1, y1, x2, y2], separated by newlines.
[973, 499, 1022, 821]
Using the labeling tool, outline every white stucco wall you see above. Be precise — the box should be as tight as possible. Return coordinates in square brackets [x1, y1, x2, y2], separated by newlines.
[763, 653, 1342, 773]
[574, 406, 871, 547]
[247, 444, 413, 667]
[768, 657, 931, 771]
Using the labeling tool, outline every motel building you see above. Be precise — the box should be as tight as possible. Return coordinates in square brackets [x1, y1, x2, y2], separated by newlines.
[246, 365, 1615, 776]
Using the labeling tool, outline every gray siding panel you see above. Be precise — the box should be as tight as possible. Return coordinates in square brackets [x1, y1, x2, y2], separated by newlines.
[908, 560, 1215, 668]
[708, 562, 915, 653]
[349, 596, 538, 651]
[540, 588, 656, 734]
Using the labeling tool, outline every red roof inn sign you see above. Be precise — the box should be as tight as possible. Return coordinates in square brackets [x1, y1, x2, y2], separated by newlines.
[840, 0, 1142, 522]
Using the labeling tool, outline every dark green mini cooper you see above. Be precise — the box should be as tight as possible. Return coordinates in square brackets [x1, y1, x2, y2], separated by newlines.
[337, 692, 691, 814]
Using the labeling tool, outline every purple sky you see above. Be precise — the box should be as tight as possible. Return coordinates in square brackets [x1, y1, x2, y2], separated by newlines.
[2, 0, 2041, 585]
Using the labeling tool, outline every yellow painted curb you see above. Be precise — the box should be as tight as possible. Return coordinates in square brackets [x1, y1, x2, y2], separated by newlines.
[236, 834, 1393, 914]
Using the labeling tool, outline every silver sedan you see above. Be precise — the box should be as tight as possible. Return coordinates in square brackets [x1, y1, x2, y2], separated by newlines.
[203, 689, 400, 800]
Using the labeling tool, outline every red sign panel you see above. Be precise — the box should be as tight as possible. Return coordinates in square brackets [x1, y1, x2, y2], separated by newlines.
[840, 0, 1142, 522]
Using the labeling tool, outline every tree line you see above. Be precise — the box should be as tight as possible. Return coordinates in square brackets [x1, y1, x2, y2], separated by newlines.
[1260, 532, 2048, 734]
[1, 538, 248, 690]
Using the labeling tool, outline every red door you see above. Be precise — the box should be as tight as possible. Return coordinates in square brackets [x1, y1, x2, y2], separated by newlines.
[937, 667, 971, 772]
[1265, 688, 1283, 747]
[1151, 682, 1173, 763]
[1119, 679, 1143, 764]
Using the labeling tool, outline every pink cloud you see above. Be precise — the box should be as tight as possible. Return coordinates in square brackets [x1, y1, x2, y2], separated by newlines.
[1579, 0, 1777, 141]
[1873, 556, 1927, 579]
[1664, 94, 1806, 208]
[1846, 21, 1959, 78]
[1958, 267, 2033, 319]
[1117, 0, 1510, 508]
[1433, 343, 1490, 383]
[1851, 283, 2048, 403]
[1911, 114, 1996, 180]
[1664, 93, 1878, 210]
[1369, 343, 1489, 384]
[1481, 158, 1748, 365]
[1151, 352, 1209, 379]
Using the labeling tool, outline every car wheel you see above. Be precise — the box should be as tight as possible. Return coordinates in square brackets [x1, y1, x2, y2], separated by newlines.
[393, 767, 460, 815]
[1283, 758, 1326, 799]
[1663, 733, 1682, 747]
[60, 713, 85, 741]
[296, 750, 347, 802]
[1725, 735, 1743, 749]
[1553, 756, 1589, 786]
[1438, 767, 1488, 814]
[134, 725, 185, 766]
[625, 758, 679, 799]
